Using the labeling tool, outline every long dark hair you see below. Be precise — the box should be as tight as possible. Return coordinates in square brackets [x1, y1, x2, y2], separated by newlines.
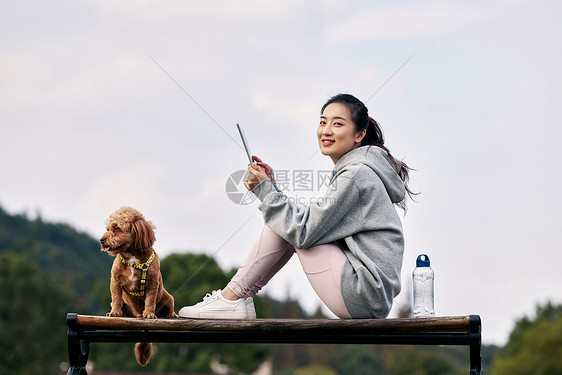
[321, 93, 417, 209]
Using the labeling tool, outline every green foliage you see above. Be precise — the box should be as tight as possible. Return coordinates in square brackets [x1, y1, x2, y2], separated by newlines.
[492, 302, 562, 375]
[213, 343, 270, 374]
[333, 345, 385, 375]
[385, 346, 464, 375]
[0, 205, 112, 311]
[160, 252, 232, 308]
[295, 365, 339, 375]
[0, 252, 85, 374]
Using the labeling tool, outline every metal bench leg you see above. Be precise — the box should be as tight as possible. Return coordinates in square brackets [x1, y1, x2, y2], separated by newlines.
[469, 315, 483, 375]
[67, 313, 90, 375]
[66, 332, 90, 375]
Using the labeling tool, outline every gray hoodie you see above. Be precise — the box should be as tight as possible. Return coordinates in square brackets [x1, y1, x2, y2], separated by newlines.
[252, 145, 406, 318]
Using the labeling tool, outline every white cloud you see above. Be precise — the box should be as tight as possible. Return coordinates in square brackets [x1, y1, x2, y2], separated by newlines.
[323, 2, 474, 42]
[319, 0, 554, 43]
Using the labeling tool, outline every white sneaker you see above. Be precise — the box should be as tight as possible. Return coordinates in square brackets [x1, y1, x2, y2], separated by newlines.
[178, 290, 248, 319]
[245, 297, 257, 319]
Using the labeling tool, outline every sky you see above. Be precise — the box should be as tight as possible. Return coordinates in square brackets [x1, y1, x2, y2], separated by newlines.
[1, 0, 561, 345]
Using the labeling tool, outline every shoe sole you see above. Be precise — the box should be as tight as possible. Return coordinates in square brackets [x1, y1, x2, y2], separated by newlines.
[178, 310, 248, 319]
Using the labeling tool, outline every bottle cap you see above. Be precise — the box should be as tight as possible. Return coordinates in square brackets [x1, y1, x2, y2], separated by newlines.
[416, 254, 430, 267]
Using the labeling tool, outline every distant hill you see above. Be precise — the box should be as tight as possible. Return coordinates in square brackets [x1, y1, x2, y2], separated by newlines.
[0, 204, 112, 305]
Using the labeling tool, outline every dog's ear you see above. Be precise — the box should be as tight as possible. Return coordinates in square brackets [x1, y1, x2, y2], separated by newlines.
[131, 218, 156, 250]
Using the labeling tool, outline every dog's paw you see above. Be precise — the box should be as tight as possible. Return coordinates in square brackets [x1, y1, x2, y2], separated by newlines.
[107, 311, 123, 317]
[143, 312, 158, 319]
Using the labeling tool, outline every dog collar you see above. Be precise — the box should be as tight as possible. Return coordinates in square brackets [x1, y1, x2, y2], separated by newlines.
[121, 251, 155, 270]
[121, 251, 155, 297]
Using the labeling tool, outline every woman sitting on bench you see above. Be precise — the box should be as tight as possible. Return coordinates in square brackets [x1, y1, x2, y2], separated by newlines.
[179, 93, 415, 320]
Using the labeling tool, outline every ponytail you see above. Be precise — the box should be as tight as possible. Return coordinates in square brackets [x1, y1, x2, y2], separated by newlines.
[363, 117, 416, 211]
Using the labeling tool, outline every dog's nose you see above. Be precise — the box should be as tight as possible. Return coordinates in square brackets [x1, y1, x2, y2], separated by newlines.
[100, 237, 106, 244]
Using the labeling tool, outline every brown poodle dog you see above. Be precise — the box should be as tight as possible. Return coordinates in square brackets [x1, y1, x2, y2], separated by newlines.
[100, 206, 177, 366]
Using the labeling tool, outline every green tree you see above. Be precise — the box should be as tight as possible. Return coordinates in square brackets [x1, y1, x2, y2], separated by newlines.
[0, 253, 84, 374]
[0, 205, 112, 310]
[492, 302, 562, 375]
[333, 345, 385, 375]
[295, 365, 338, 375]
[385, 346, 463, 375]
[160, 252, 232, 308]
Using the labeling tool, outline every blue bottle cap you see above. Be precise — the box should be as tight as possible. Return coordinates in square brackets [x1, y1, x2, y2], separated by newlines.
[416, 254, 430, 267]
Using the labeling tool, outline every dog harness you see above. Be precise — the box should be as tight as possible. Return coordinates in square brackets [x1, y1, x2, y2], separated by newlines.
[121, 251, 155, 297]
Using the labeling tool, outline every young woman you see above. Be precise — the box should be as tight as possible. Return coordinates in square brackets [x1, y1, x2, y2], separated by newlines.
[179, 94, 414, 319]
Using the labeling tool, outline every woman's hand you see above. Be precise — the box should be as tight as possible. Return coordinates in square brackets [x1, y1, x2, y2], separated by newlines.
[244, 155, 275, 191]
[253, 155, 275, 183]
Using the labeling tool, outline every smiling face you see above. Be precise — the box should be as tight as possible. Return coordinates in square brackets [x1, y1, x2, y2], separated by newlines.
[317, 102, 366, 164]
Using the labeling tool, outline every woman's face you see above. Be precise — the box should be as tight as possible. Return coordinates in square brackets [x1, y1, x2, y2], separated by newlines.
[317, 102, 365, 164]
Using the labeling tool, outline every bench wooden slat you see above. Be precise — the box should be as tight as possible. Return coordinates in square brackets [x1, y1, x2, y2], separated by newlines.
[72, 314, 473, 333]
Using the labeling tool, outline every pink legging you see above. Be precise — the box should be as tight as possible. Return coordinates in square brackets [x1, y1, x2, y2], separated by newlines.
[227, 225, 351, 318]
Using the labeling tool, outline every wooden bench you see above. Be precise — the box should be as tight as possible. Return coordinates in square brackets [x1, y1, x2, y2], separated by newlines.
[66, 313, 482, 375]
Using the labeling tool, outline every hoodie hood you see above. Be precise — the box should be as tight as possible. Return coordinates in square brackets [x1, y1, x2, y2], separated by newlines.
[334, 146, 406, 204]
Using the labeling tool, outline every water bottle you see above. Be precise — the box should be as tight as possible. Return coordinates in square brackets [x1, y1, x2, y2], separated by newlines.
[412, 254, 435, 318]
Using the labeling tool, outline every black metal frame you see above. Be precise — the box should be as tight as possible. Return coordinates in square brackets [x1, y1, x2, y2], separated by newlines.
[66, 313, 482, 375]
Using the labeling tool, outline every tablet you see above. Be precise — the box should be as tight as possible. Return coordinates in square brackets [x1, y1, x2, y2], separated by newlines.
[236, 123, 254, 164]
